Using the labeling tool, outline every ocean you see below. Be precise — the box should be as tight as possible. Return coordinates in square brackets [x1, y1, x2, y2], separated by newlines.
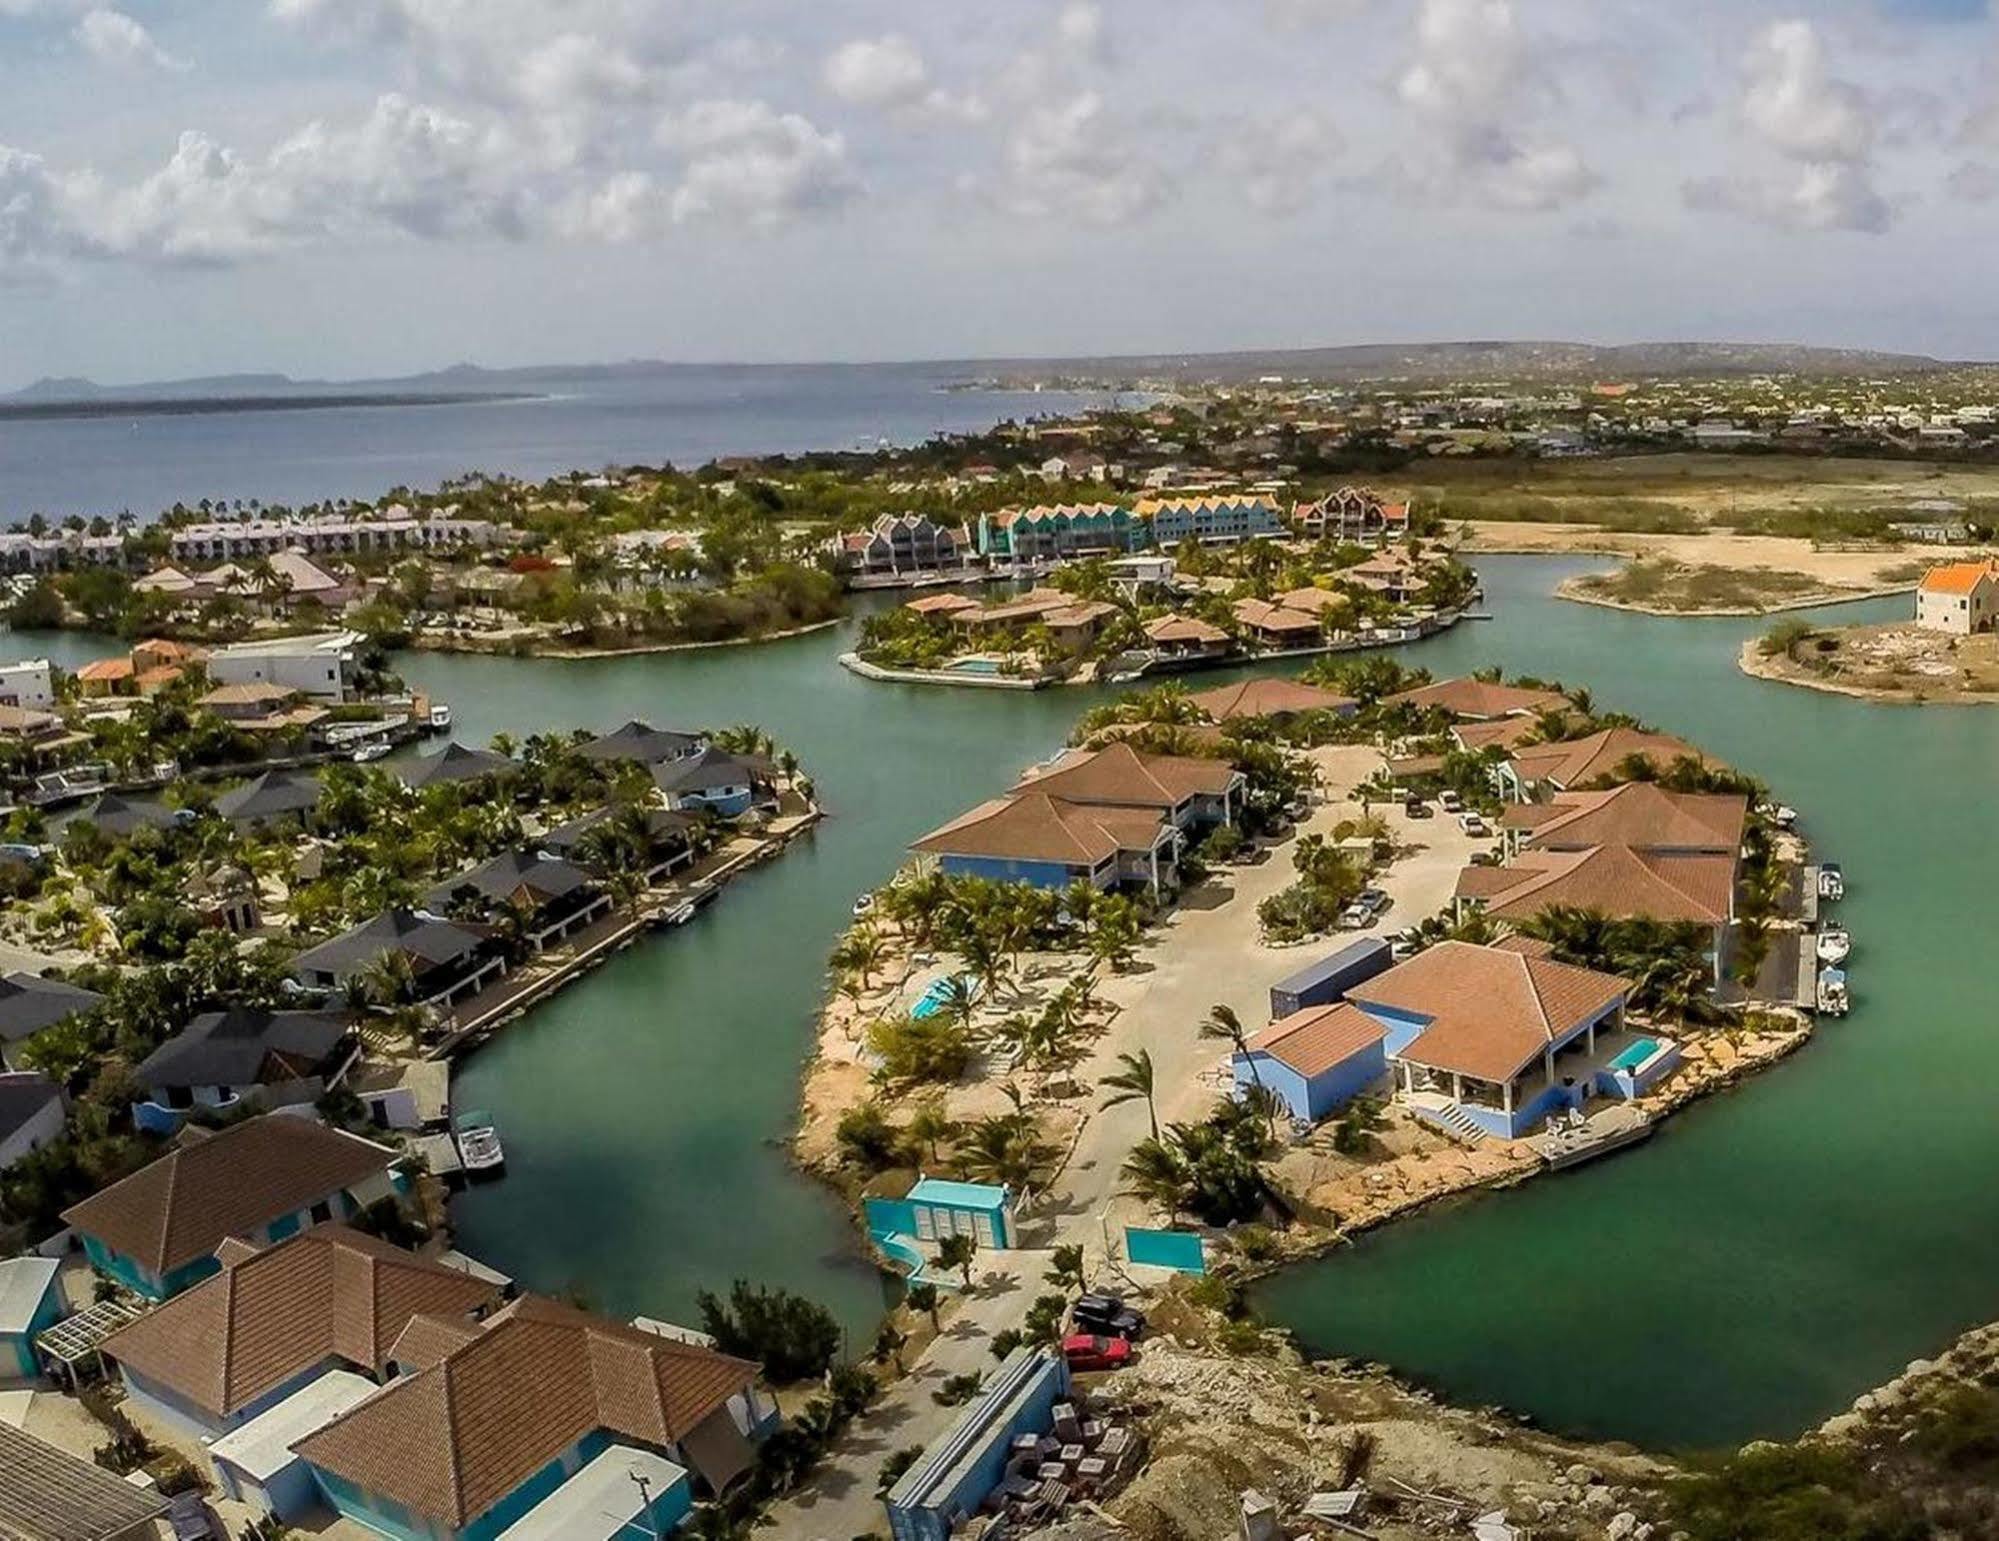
[0, 362, 1125, 521]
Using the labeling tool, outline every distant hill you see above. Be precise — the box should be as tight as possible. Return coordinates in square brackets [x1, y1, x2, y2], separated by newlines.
[10, 339, 1983, 404]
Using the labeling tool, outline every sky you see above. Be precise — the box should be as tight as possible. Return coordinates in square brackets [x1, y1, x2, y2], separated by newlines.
[4, 0, 1999, 384]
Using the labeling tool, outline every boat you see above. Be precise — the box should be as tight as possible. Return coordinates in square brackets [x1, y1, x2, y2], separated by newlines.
[429, 702, 453, 730]
[1817, 862, 1845, 902]
[1772, 804, 1799, 830]
[1816, 967, 1850, 1018]
[1816, 924, 1851, 966]
[453, 1111, 505, 1177]
[852, 893, 875, 919]
[351, 742, 391, 763]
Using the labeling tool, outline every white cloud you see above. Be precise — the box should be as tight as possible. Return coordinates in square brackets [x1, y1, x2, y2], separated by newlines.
[656, 99, 859, 227]
[1687, 19, 1892, 233]
[1217, 109, 1343, 215]
[73, 8, 186, 70]
[823, 33, 984, 121]
[989, 93, 1169, 224]
[1393, 0, 1597, 211]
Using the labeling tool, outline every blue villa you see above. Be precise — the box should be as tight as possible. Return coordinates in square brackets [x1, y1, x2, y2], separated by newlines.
[885, 1348, 1072, 1541]
[651, 746, 775, 818]
[0, 1255, 64, 1379]
[62, 1114, 401, 1300]
[1237, 1003, 1387, 1125]
[295, 1295, 774, 1541]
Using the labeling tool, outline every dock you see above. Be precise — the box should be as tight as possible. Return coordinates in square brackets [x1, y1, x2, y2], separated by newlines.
[414, 1131, 463, 1184]
[1795, 934, 1819, 1012]
[1529, 1104, 1654, 1171]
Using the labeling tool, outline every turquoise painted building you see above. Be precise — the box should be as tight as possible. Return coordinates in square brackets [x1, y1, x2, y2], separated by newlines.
[867, 1177, 1017, 1286]
[0, 1256, 63, 1379]
[978, 505, 1139, 563]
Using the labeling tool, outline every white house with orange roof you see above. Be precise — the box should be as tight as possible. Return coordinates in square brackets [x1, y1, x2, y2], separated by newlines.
[1914, 558, 1999, 636]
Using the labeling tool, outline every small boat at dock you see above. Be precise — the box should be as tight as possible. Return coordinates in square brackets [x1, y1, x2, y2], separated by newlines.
[852, 893, 875, 919]
[1816, 967, 1850, 1017]
[1816, 924, 1851, 966]
[453, 1110, 505, 1177]
[1817, 862, 1844, 902]
[429, 702, 453, 730]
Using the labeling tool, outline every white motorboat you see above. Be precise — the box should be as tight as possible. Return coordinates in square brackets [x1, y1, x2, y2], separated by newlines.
[351, 742, 391, 764]
[1772, 804, 1799, 830]
[453, 1111, 505, 1177]
[429, 702, 453, 730]
[1817, 862, 1845, 902]
[852, 893, 875, 919]
[1816, 968, 1850, 1017]
[1816, 924, 1851, 966]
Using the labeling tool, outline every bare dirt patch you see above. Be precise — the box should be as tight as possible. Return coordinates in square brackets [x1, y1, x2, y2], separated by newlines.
[1744, 623, 1999, 702]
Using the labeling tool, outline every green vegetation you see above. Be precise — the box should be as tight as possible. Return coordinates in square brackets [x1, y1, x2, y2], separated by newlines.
[1257, 832, 1366, 944]
[1572, 558, 1831, 612]
[1120, 1097, 1278, 1226]
[695, 1279, 844, 1383]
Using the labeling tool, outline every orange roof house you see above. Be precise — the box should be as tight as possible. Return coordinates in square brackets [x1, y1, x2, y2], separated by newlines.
[1914, 557, 1999, 636]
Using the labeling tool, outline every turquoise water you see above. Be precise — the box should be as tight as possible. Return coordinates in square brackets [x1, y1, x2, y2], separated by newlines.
[951, 659, 1003, 676]
[910, 975, 976, 1020]
[1611, 1037, 1662, 1072]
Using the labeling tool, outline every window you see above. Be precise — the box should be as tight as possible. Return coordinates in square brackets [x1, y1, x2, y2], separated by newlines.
[309, 1200, 333, 1225]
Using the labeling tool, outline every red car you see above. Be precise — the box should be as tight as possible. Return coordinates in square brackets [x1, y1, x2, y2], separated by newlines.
[1062, 1333, 1133, 1372]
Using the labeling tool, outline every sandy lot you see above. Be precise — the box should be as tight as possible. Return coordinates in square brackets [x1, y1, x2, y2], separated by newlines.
[1742, 625, 1999, 702]
[1461, 520, 1947, 591]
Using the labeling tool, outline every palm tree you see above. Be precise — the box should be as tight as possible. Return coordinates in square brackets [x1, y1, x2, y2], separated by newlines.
[936, 1232, 977, 1288]
[359, 949, 418, 1010]
[906, 1099, 956, 1163]
[1199, 1003, 1267, 1126]
[1099, 1048, 1160, 1140]
[1120, 1137, 1190, 1226]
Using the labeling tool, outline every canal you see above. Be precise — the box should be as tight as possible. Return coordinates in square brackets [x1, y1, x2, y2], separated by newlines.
[37, 553, 1976, 1449]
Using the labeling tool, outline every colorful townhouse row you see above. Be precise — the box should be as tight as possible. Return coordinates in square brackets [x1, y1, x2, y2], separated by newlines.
[15, 1112, 775, 1541]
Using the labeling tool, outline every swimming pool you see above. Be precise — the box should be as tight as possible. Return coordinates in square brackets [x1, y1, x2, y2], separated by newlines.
[951, 658, 1002, 675]
[910, 975, 977, 1019]
[1610, 1036, 1661, 1072]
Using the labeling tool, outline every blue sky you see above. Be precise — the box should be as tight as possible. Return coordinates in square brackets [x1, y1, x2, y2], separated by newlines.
[3, 0, 1999, 383]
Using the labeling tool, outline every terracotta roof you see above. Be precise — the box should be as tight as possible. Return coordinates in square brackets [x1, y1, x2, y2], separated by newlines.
[1190, 677, 1356, 721]
[388, 1311, 483, 1372]
[61, 1115, 397, 1276]
[1918, 559, 1999, 595]
[1506, 727, 1718, 790]
[904, 592, 980, 617]
[1461, 845, 1736, 927]
[1043, 601, 1117, 628]
[101, 1226, 499, 1418]
[1248, 1002, 1385, 1078]
[1382, 677, 1570, 720]
[1019, 742, 1238, 809]
[911, 793, 1167, 867]
[200, 681, 297, 708]
[1503, 784, 1747, 853]
[294, 1295, 758, 1531]
[1451, 716, 1539, 754]
[1273, 587, 1347, 616]
[1143, 614, 1230, 646]
[1231, 598, 1320, 635]
[1348, 941, 1629, 1083]
[989, 504, 1123, 527]
[76, 657, 135, 683]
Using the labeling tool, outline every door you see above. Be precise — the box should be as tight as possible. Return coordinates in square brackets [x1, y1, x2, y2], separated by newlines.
[973, 1212, 996, 1248]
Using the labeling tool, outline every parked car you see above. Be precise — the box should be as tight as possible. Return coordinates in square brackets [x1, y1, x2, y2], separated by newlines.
[1439, 790, 1464, 813]
[1358, 887, 1391, 917]
[1468, 849, 1500, 867]
[1392, 929, 1422, 959]
[1062, 1333, 1134, 1372]
[1458, 812, 1489, 837]
[1340, 901, 1374, 930]
[1073, 1293, 1146, 1340]
[1403, 797, 1433, 819]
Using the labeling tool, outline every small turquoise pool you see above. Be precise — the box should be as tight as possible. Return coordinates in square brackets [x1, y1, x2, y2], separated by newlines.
[952, 658, 1002, 675]
[911, 975, 977, 1019]
[1610, 1037, 1661, 1072]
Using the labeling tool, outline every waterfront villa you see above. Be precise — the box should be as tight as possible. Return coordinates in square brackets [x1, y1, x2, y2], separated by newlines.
[1236, 1003, 1388, 1124]
[651, 746, 776, 818]
[1456, 844, 1738, 970]
[98, 1225, 502, 1443]
[911, 794, 1180, 893]
[1347, 941, 1644, 1140]
[399, 741, 518, 793]
[543, 805, 699, 883]
[207, 630, 362, 703]
[1382, 676, 1569, 721]
[0, 1071, 63, 1172]
[62, 1115, 402, 1299]
[74, 792, 178, 840]
[292, 907, 505, 1006]
[293, 1294, 776, 1538]
[1141, 614, 1233, 664]
[1017, 743, 1246, 830]
[425, 847, 612, 949]
[0, 972, 103, 1071]
[214, 768, 325, 831]
[1189, 676, 1357, 723]
[1914, 557, 1999, 635]
[1230, 597, 1323, 648]
[1502, 783, 1748, 860]
[132, 1007, 357, 1132]
[578, 720, 706, 768]
[0, 1255, 65, 1378]
[1135, 494, 1285, 546]
[1501, 727, 1719, 797]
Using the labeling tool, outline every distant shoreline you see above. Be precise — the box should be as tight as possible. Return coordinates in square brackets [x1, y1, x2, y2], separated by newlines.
[0, 391, 538, 423]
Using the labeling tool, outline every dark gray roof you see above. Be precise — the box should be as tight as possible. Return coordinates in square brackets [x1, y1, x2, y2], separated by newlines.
[0, 1421, 168, 1541]
[0, 973, 103, 1046]
[651, 747, 771, 795]
[425, 848, 598, 913]
[74, 793, 175, 839]
[292, 908, 487, 980]
[578, 721, 705, 766]
[215, 768, 323, 825]
[135, 1008, 351, 1092]
[399, 741, 516, 790]
[0, 1071, 60, 1147]
[543, 805, 695, 854]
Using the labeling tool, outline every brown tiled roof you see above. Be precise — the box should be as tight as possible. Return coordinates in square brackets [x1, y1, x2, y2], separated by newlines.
[61, 1115, 396, 1276]
[911, 793, 1167, 867]
[1272, 587, 1347, 616]
[1248, 1003, 1385, 1078]
[1464, 845, 1736, 927]
[1348, 941, 1629, 1083]
[1019, 743, 1237, 809]
[1383, 678, 1570, 720]
[294, 1295, 758, 1530]
[1231, 598, 1320, 635]
[1451, 716, 1539, 754]
[76, 657, 135, 683]
[387, 1311, 483, 1372]
[1505, 784, 1747, 853]
[200, 681, 297, 707]
[904, 593, 979, 616]
[101, 1226, 499, 1418]
[1189, 677, 1356, 721]
[1043, 601, 1117, 628]
[1143, 615, 1230, 646]
[1506, 728, 1717, 790]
